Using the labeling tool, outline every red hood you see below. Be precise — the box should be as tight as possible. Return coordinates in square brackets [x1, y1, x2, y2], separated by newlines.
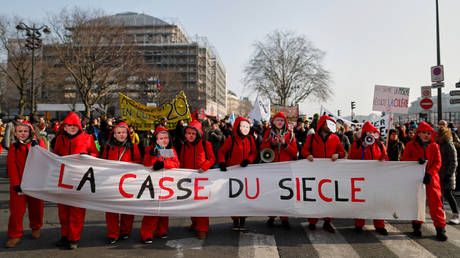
[272, 112, 288, 130]
[16, 121, 35, 140]
[233, 116, 250, 137]
[109, 121, 130, 141]
[154, 126, 169, 138]
[62, 112, 82, 131]
[416, 122, 436, 142]
[317, 115, 335, 132]
[362, 122, 379, 134]
[185, 120, 203, 142]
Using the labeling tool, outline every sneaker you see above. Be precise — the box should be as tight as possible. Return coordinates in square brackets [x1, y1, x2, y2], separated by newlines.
[308, 223, 316, 231]
[375, 227, 388, 236]
[239, 218, 246, 231]
[197, 231, 207, 239]
[354, 226, 363, 233]
[106, 238, 118, 245]
[232, 219, 240, 231]
[435, 227, 448, 241]
[31, 229, 40, 239]
[323, 221, 336, 233]
[282, 220, 291, 230]
[120, 234, 129, 240]
[68, 241, 78, 250]
[5, 238, 20, 248]
[266, 218, 275, 228]
[449, 214, 460, 225]
[412, 222, 422, 237]
[156, 234, 168, 239]
[55, 236, 69, 247]
[143, 238, 153, 244]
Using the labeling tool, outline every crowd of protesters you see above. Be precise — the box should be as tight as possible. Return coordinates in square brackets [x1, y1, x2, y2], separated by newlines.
[1, 111, 459, 249]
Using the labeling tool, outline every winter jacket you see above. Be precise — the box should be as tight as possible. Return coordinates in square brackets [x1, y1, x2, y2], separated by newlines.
[179, 120, 216, 170]
[260, 112, 297, 162]
[207, 127, 225, 161]
[348, 122, 388, 161]
[53, 112, 99, 157]
[218, 117, 257, 166]
[401, 122, 441, 177]
[301, 115, 346, 159]
[144, 126, 180, 169]
[387, 140, 405, 161]
[436, 128, 458, 190]
[100, 121, 142, 163]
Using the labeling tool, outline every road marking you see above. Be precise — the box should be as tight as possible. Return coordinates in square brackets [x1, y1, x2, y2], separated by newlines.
[364, 224, 435, 257]
[238, 232, 279, 258]
[423, 214, 460, 248]
[301, 222, 359, 258]
[166, 237, 204, 258]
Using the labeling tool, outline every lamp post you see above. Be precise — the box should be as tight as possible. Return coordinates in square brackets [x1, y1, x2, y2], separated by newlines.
[16, 22, 50, 116]
[435, 0, 442, 122]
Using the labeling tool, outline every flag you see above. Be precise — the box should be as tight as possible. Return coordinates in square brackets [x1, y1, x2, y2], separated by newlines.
[157, 78, 162, 89]
[228, 112, 236, 126]
[248, 96, 270, 123]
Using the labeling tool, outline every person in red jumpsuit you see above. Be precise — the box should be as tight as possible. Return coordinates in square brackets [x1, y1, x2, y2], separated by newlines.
[260, 112, 297, 230]
[179, 120, 215, 239]
[5, 121, 46, 248]
[100, 121, 142, 245]
[348, 121, 389, 235]
[53, 112, 99, 249]
[218, 116, 257, 231]
[401, 121, 448, 241]
[140, 126, 180, 244]
[301, 115, 346, 233]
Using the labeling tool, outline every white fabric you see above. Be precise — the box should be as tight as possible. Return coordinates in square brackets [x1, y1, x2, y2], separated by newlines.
[22, 147, 426, 220]
[248, 96, 271, 123]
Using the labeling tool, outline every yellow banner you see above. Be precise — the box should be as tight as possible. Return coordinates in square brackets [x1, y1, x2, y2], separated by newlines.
[118, 91, 192, 130]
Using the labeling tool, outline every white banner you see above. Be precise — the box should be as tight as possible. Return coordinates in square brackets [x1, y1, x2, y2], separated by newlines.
[22, 147, 426, 220]
[373, 85, 410, 113]
[248, 96, 271, 123]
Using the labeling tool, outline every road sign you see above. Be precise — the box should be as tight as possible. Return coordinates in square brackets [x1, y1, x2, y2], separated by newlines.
[456, 82, 460, 88]
[431, 65, 444, 82]
[450, 90, 460, 96]
[421, 86, 432, 98]
[420, 98, 434, 110]
[450, 98, 460, 105]
[431, 82, 444, 88]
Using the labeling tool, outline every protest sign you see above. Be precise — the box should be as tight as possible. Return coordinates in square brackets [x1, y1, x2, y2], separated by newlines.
[373, 85, 410, 113]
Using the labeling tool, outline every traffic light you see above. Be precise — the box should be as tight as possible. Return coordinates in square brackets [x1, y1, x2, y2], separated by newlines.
[351, 101, 356, 110]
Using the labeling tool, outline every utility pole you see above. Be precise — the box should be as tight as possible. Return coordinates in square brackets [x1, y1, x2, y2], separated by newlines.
[435, 0, 442, 122]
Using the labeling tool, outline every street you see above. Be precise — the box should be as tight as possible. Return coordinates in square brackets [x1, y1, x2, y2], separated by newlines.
[1, 149, 460, 257]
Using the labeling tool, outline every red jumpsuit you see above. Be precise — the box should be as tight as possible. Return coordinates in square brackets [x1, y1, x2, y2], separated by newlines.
[101, 122, 142, 239]
[53, 112, 99, 242]
[180, 120, 216, 233]
[348, 122, 388, 229]
[218, 116, 257, 221]
[140, 126, 180, 241]
[301, 115, 346, 225]
[260, 112, 297, 221]
[401, 122, 445, 228]
[7, 122, 46, 239]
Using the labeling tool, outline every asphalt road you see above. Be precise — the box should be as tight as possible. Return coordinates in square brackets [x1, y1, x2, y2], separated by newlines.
[1, 149, 460, 257]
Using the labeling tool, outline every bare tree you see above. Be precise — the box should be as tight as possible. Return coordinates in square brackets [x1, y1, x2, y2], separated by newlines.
[244, 30, 332, 106]
[48, 8, 138, 119]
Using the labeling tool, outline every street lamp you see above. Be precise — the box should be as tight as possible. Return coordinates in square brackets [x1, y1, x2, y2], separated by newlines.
[435, 0, 442, 122]
[16, 22, 51, 116]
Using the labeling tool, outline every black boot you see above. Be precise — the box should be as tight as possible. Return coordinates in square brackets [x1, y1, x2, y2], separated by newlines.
[412, 222, 422, 237]
[435, 227, 448, 241]
[323, 221, 336, 233]
[239, 217, 246, 231]
[282, 220, 291, 230]
[232, 219, 240, 231]
[375, 227, 388, 236]
[308, 223, 316, 231]
[55, 236, 68, 247]
[266, 217, 275, 228]
[354, 226, 363, 233]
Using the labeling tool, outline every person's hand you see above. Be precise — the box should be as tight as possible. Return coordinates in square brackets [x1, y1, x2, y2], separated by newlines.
[280, 135, 286, 144]
[219, 162, 227, 172]
[31, 139, 39, 147]
[307, 155, 314, 162]
[418, 158, 426, 165]
[198, 168, 207, 173]
[153, 160, 164, 171]
[13, 185, 22, 193]
[331, 153, 339, 161]
[240, 159, 250, 167]
[423, 173, 431, 185]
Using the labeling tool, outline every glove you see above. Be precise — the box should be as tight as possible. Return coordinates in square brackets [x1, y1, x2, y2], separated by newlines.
[13, 185, 22, 193]
[153, 160, 164, 171]
[31, 139, 39, 147]
[418, 158, 426, 165]
[240, 159, 250, 167]
[423, 173, 431, 185]
[219, 162, 227, 172]
[282, 143, 288, 149]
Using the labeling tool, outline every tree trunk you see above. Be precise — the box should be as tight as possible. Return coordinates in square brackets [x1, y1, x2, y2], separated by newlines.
[83, 100, 91, 120]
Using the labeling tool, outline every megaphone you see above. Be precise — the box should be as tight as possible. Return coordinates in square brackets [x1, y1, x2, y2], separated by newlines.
[260, 148, 275, 163]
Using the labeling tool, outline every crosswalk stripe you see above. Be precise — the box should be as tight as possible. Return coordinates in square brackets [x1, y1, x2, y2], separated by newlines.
[166, 237, 204, 258]
[364, 224, 435, 258]
[422, 218, 460, 248]
[301, 222, 360, 258]
[238, 232, 279, 258]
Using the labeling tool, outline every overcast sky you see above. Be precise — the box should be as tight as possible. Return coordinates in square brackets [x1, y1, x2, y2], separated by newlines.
[2, 0, 459, 117]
